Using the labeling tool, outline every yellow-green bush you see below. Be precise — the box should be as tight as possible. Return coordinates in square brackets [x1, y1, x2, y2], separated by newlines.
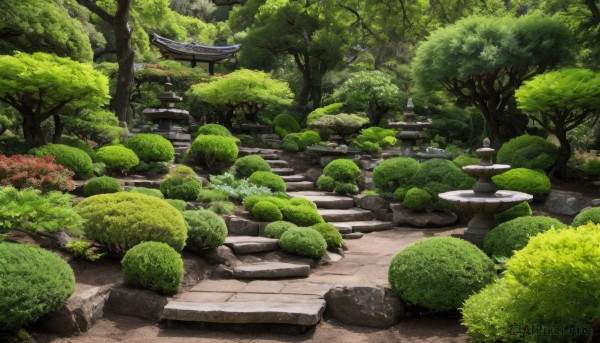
[122, 242, 183, 295]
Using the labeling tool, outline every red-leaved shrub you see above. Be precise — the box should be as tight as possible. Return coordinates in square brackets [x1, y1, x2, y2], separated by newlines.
[0, 154, 75, 192]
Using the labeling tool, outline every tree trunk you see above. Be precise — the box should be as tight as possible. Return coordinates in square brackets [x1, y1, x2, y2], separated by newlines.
[52, 114, 64, 143]
[551, 131, 571, 179]
[22, 115, 46, 147]
[114, 0, 134, 128]
[478, 106, 502, 150]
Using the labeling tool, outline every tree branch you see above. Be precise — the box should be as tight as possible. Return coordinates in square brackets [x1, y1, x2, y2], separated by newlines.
[76, 0, 115, 24]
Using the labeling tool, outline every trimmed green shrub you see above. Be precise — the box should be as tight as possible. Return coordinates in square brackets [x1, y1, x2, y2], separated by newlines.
[122, 242, 183, 295]
[483, 216, 566, 258]
[351, 126, 397, 153]
[125, 133, 174, 162]
[572, 207, 600, 227]
[316, 175, 336, 192]
[373, 157, 420, 192]
[388, 237, 496, 312]
[160, 176, 202, 201]
[31, 143, 93, 179]
[95, 145, 139, 172]
[582, 159, 600, 177]
[463, 224, 600, 342]
[74, 192, 188, 253]
[197, 188, 229, 202]
[323, 159, 361, 183]
[0, 243, 75, 332]
[248, 171, 286, 193]
[83, 176, 123, 196]
[252, 201, 283, 222]
[128, 187, 164, 198]
[92, 162, 106, 176]
[393, 187, 408, 202]
[289, 197, 317, 209]
[197, 123, 232, 137]
[492, 168, 551, 199]
[273, 113, 301, 138]
[282, 133, 301, 152]
[264, 221, 298, 239]
[208, 200, 236, 215]
[334, 182, 359, 195]
[410, 159, 475, 198]
[169, 165, 197, 179]
[307, 102, 344, 124]
[403, 188, 431, 211]
[452, 154, 480, 168]
[191, 134, 238, 172]
[281, 205, 324, 226]
[233, 155, 271, 178]
[243, 194, 271, 211]
[130, 161, 170, 175]
[496, 134, 558, 171]
[183, 210, 227, 251]
[59, 135, 95, 161]
[310, 223, 343, 248]
[165, 199, 186, 212]
[236, 134, 255, 146]
[299, 130, 321, 148]
[494, 201, 532, 223]
[209, 172, 274, 200]
[280, 227, 327, 258]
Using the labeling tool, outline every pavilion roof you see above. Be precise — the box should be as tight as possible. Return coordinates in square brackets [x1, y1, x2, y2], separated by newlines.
[149, 32, 240, 63]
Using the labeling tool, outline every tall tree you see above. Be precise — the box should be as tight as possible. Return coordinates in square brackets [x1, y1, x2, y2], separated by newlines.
[516, 68, 600, 177]
[412, 15, 574, 148]
[0, 52, 109, 147]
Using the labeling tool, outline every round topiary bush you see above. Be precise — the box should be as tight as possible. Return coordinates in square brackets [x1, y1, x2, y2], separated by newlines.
[197, 123, 232, 137]
[264, 221, 298, 239]
[160, 175, 202, 201]
[95, 145, 140, 172]
[183, 210, 227, 251]
[393, 187, 408, 202]
[452, 155, 480, 168]
[582, 159, 600, 177]
[282, 133, 301, 152]
[323, 159, 361, 183]
[128, 187, 164, 198]
[191, 135, 238, 172]
[280, 227, 327, 258]
[233, 155, 271, 178]
[248, 171, 286, 193]
[403, 188, 431, 211]
[572, 207, 600, 227]
[299, 130, 321, 148]
[242, 194, 270, 211]
[316, 175, 336, 192]
[388, 237, 496, 312]
[494, 201, 532, 223]
[496, 134, 558, 171]
[463, 223, 600, 342]
[125, 133, 174, 163]
[288, 197, 317, 209]
[59, 135, 96, 161]
[310, 223, 343, 248]
[373, 157, 420, 193]
[252, 201, 283, 222]
[122, 242, 183, 295]
[74, 192, 187, 253]
[169, 165, 197, 179]
[273, 113, 301, 138]
[281, 205, 324, 226]
[333, 182, 359, 195]
[165, 199, 186, 212]
[410, 159, 475, 198]
[83, 176, 123, 196]
[483, 216, 566, 258]
[492, 168, 551, 200]
[0, 242, 75, 332]
[31, 143, 93, 179]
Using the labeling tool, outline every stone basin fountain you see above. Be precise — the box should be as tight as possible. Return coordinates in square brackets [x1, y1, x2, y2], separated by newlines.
[388, 98, 431, 158]
[438, 138, 533, 247]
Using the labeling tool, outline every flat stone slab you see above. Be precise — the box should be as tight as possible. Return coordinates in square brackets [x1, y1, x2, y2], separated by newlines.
[288, 193, 354, 209]
[318, 208, 373, 222]
[342, 232, 364, 239]
[224, 236, 279, 254]
[162, 300, 326, 326]
[281, 175, 306, 182]
[233, 262, 310, 279]
[285, 181, 315, 192]
[330, 223, 353, 234]
[266, 160, 290, 167]
[330, 221, 393, 233]
[271, 167, 295, 176]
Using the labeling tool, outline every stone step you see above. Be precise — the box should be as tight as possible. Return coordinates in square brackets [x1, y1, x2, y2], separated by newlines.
[233, 262, 310, 279]
[266, 159, 289, 168]
[281, 174, 306, 182]
[224, 236, 279, 254]
[330, 223, 353, 234]
[318, 208, 373, 222]
[342, 232, 364, 239]
[330, 220, 393, 233]
[271, 167, 295, 176]
[285, 181, 315, 192]
[260, 153, 279, 160]
[288, 193, 354, 209]
[162, 299, 326, 326]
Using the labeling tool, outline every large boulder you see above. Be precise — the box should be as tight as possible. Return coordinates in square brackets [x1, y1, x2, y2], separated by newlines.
[105, 285, 168, 321]
[544, 190, 591, 216]
[325, 284, 405, 328]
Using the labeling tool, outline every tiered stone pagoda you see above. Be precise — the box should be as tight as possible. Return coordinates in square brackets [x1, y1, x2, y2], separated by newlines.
[150, 32, 240, 75]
